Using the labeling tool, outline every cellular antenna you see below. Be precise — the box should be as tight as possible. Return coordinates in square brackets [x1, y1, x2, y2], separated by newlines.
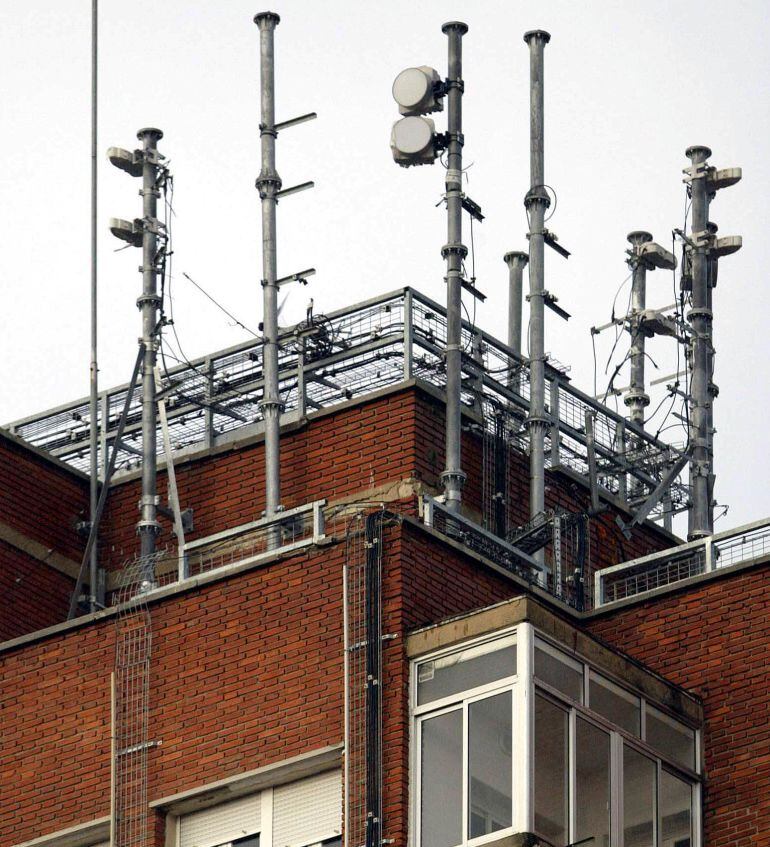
[108, 128, 167, 587]
[623, 231, 677, 428]
[682, 146, 742, 539]
[389, 21, 479, 513]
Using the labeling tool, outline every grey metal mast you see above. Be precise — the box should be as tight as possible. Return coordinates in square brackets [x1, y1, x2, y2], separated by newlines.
[686, 145, 713, 539]
[255, 11, 283, 528]
[503, 251, 528, 391]
[523, 30, 551, 523]
[88, 0, 100, 610]
[625, 231, 653, 426]
[136, 127, 164, 568]
[440, 21, 468, 514]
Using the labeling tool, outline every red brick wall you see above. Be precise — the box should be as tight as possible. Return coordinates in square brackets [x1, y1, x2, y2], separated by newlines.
[0, 543, 346, 846]
[97, 389, 424, 569]
[587, 565, 770, 847]
[0, 436, 88, 563]
[0, 436, 88, 637]
[0, 541, 75, 641]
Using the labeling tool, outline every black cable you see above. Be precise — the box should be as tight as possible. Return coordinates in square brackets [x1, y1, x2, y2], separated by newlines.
[181, 272, 260, 338]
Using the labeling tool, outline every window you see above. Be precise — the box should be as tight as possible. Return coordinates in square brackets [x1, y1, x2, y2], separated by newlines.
[623, 745, 656, 847]
[415, 634, 518, 847]
[589, 670, 641, 736]
[534, 640, 584, 703]
[413, 627, 701, 847]
[645, 705, 696, 771]
[178, 771, 341, 847]
[417, 635, 516, 706]
[534, 694, 569, 844]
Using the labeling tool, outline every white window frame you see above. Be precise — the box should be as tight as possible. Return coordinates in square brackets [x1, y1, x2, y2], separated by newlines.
[411, 628, 521, 847]
[410, 624, 702, 847]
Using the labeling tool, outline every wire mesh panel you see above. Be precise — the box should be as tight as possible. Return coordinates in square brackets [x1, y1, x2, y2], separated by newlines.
[113, 553, 161, 847]
[7, 287, 688, 525]
[343, 508, 386, 847]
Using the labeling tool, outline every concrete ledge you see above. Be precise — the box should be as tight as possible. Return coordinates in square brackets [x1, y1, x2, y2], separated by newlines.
[15, 815, 110, 847]
[150, 744, 343, 815]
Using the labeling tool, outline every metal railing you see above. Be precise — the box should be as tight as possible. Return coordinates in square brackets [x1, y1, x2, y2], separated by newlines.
[595, 516, 770, 607]
[112, 500, 327, 603]
[6, 286, 688, 520]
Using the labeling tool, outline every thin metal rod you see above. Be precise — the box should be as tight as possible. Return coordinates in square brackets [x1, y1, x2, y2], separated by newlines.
[625, 231, 653, 426]
[255, 11, 283, 530]
[137, 128, 163, 573]
[686, 144, 713, 539]
[503, 250, 528, 391]
[68, 345, 145, 619]
[440, 20, 469, 513]
[88, 0, 100, 612]
[523, 29, 551, 523]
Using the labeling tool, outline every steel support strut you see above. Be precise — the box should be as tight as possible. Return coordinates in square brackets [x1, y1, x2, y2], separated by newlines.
[440, 21, 468, 513]
[686, 145, 713, 539]
[524, 30, 551, 525]
[255, 11, 284, 537]
[136, 127, 163, 581]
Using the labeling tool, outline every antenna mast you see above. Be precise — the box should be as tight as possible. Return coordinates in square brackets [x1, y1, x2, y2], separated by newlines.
[440, 21, 469, 513]
[503, 251, 528, 391]
[683, 145, 742, 538]
[88, 0, 100, 610]
[523, 30, 551, 526]
[255, 11, 283, 530]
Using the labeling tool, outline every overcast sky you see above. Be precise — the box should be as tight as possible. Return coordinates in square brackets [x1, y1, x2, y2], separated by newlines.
[1, 0, 768, 533]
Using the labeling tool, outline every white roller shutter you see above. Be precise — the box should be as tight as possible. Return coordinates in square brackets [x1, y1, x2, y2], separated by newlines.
[180, 793, 261, 847]
[272, 771, 342, 847]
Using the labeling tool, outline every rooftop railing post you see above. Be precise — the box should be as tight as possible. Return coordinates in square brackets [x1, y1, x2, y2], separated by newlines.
[204, 356, 214, 449]
[403, 289, 414, 381]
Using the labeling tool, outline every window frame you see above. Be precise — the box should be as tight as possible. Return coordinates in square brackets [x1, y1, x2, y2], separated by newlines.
[411, 629, 520, 847]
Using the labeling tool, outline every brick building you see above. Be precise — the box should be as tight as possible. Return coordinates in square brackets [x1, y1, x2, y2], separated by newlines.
[2, 286, 768, 847]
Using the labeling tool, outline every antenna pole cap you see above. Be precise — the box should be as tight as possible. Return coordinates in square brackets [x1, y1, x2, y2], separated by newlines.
[627, 230, 653, 246]
[503, 251, 529, 267]
[254, 11, 281, 28]
[137, 127, 163, 142]
[686, 144, 712, 162]
[524, 30, 551, 44]
[442, 21, 469, 35]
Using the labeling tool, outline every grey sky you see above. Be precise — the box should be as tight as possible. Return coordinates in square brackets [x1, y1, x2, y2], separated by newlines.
[1, 0, 768, 533]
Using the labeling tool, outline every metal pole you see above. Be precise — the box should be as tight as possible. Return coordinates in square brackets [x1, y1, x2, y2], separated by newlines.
[88, 0, 100, 611]
[523, 30, 551, 523]
[686, 144, 713, 539]
[625, 231, 652, 426]
[255, 11, 283, 531]
[136, 127, 163, 574]
[503, 250, 528, 392]
[440, 21, 468, 513]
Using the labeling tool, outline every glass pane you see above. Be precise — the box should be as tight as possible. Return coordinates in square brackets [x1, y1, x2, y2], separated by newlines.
[589, 671, 641, 735]
[417, 637, 516, 705]
[645, 705, 696, 771]
[534, 694, 569, 844]
[468, 692, 512, 838]
[421, 710, 463, 847]
[661, 770, 692, 847]
[575, 718, 611, 847]
[534, 641, 583, 702]
[624, 745, 656, 847]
